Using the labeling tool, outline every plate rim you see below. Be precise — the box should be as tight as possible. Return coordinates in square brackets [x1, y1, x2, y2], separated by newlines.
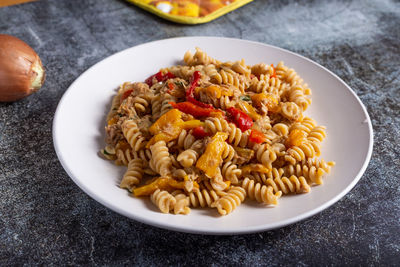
[53, 36, 374, 235]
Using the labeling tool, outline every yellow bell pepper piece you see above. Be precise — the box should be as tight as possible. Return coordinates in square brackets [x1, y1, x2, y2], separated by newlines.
[107, 117, 118, 126]
[116, 140, 130, 151]
[147, 109, 184, 148]
[149, 109, 183, 135]
[241, 164, 271, 174]
[196, 85, 233, 99]
[238, 101, 261, 121]
[179, 120, 205, 129]
[285, 129, 307, 148]
[251, 93, 279, 113]
[133, 177, 199, 197]
[134, 177, 170, 197]
[206, 85, 221, 98]
[196, 132, 228, 178]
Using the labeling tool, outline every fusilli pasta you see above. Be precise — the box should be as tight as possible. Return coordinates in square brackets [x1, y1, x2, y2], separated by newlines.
[101, 48, 335, 216]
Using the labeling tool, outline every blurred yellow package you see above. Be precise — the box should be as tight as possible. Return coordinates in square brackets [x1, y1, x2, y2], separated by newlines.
[126, 0, 253, 24]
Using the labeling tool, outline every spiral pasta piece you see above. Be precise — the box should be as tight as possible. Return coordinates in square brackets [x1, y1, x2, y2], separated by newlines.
[242, 177, 281, 205]
[284, 163, 326, 185]
[177, 149, 199, 168]
[150, 141, 172, 177]
[280, 102, 302, 121]
[212, 186, 247, 215]
[115, 147, 133, 166]
[176, 129, 198, 150]
[212, 69, 248, 93]
[307, 126, 327, 143]
[131, 94, 152, 114]
[131, 148, 156, 175]
[285, 140, 321, 165]
[274, 61, 287, 79]
[160, 93, 176, 117]
[272, 123, 289, 136]
[247, 167, 285, 185]
[288, 85, 311, 111]
[306, 158, 336, 174]
[227, 122, 244, 147]
[171, 191, 191, 215]
[254, 143, 277, 169]
[151, 94, 162, 120]
[198, 91, 233, 110]
[204, 117, 230, 135]
[290, 117, 317, 133]
[265, 175, 310, 194]
[210, 175, 229, 191]
[122, 120, 147, 151]
[251, 63, 274, 77]
[164, 65, 202, 80]
[231, 59, 251, 77]
[249, 76, 269, 93]
[101, 145, 117, 161]
[150, 189, 176, 214]
[120, 158, 144, 191]
[285, 67, 305, 87]
[184, 47, 221, 66]
[188, 189, 221, 208]
[221, 161, 242, 185]
[221, 142, 236, 162]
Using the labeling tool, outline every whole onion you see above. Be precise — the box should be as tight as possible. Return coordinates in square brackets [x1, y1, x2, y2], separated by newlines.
[0, 34, 45, 102]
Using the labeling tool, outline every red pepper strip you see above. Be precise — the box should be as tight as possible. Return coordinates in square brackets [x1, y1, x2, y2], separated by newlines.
[185, 71, 213, 109]
[145, 71, 175, 87]
[164, 72, 175, 80]
[226, 107, 253, 132]
[249, 129, 267, 144]
[166, 82, 175, 94]
[270, 64, 277, 78]
[192, 126, 211, 139]
[186, 71, 201, 98]
[188, 96, 213, 109]
[120, 89, 133, 103]
[170, 101, 216, 118]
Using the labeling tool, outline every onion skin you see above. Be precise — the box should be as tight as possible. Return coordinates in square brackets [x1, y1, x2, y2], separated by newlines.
[0, 34, 45, 102]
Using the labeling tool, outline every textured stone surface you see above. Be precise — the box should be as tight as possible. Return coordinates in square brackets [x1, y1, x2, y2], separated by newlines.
[0, 0, 399, 265]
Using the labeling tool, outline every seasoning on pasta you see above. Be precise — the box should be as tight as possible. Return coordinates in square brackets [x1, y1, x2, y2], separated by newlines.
[101, 47, 335, 216]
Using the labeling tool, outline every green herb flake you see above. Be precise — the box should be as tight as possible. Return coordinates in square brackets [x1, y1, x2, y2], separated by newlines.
[240, 95, 251, 102]
[174, 81, 185, 88]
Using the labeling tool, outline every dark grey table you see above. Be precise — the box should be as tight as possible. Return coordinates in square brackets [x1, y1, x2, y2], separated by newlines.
[1, 0, 399, 265]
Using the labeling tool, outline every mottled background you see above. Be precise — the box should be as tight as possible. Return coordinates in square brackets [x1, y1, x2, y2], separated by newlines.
[0, 0, 399, 265]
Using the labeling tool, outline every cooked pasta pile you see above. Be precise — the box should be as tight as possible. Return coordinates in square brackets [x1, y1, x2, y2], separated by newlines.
[101, 47, 335, 216]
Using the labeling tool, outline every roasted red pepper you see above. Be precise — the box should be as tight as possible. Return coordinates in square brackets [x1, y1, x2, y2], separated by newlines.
[192, 126, 211, 139]
[227, 107, 253, 132]
[145, 71, 175, 87]
[120, 89, 133, 103]
[170, 101, 216, 118]
[186, 71, 201, 99]
[166, 82, 175, 94]
[185, 71, 213, 109]
[270, 64, 277, 78]
[249, 129, 267, 144]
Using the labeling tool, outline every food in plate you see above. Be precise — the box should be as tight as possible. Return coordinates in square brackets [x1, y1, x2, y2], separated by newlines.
[101, 47, 335, 216]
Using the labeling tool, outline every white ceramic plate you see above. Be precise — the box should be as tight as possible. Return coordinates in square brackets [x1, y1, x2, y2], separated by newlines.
[53, 37, 373, 235]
